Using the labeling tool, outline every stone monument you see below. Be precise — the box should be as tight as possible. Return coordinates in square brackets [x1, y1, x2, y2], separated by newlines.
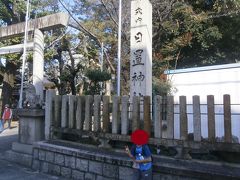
[23, 83, 42, 108]
[130, 0, 152, 99]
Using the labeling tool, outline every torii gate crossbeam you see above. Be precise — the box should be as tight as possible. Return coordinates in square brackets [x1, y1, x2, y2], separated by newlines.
[0, 13, 69, 39]
[0, 43, 33, 55]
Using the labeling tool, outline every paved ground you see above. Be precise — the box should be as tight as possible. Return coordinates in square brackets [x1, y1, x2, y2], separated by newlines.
[0, 121, 64, 180]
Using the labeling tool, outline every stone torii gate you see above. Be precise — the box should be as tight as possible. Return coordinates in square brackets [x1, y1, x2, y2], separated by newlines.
[0, 12, 69, 101]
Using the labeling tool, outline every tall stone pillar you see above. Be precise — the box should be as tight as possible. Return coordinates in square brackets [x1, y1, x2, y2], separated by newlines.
[33, 29, 44, 101]
[130, 0, 152, 99]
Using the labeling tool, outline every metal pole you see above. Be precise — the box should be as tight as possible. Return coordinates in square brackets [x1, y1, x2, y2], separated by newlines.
[18, 0, 30, 108]
[117, 0, 122, 96]
[101, 42, 103, 72]
[100, 42, 103, 95]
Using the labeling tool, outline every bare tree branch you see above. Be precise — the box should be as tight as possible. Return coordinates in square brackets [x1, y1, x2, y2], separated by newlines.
[59, 0, 102, 46]
[45, 30, 69, 49]
[58, 0, 116, 72]
[110, 0, 118, 17]
[100, 0, 118, 26]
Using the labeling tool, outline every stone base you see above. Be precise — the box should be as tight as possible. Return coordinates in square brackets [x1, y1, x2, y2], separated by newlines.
[3, 150, 32, 167]
[98, 138, 112, 149]
[175, 147, 192, 160]
[12, 142, 33, 155]
[32, 140, 240, 180]
[18, 108, 44, 144]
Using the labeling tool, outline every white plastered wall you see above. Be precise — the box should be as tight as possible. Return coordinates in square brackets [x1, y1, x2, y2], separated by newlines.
[165, 63, 240, 142]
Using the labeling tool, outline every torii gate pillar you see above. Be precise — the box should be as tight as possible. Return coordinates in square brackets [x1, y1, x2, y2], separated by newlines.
[33, 29, 44, 100]
[0, 12, 69, 103]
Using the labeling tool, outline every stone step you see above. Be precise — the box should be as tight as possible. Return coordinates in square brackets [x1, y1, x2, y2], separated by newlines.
[12, 142, 33, 155]
[3, 150, 32, 168]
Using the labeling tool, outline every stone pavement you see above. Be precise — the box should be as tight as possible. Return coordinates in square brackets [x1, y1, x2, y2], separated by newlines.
[0, 121, 65, 180]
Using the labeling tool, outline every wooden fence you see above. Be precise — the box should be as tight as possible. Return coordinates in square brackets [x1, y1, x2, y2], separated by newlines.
[45, 90, 240, 154]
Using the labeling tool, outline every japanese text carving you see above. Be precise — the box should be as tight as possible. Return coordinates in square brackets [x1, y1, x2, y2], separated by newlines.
[135, 7, 142, 15]
[134, 92, 144, 97]
[135, 32, 142, 43]
[132, 71, 145, 86]
[133, 49, 144, 66]
[135, 17, 142, 23]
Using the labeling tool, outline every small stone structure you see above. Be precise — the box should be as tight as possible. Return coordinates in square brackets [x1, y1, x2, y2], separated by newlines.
[5, 108, 45, 167]
[5, 84, 45, 163]
[23, 83, 42, 108]
[18, 109, 45, 144]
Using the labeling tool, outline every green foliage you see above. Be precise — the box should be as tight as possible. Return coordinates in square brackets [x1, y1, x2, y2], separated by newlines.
[151, 0, 240, 75]
[84, 69, 111, 95]
[84, 83, 101, 95]
[155, 2, 221, 64]
[152, 77, 176, 96]
[86, 69, 111, 82]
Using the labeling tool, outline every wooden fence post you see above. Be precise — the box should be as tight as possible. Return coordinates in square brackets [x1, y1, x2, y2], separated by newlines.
[112, 96, 120, 134]
[102, 96, 110, 133]
[84, 95, 93, 131]
[61, 95, 68, 128]
[207, 95, 215, 141]
[180, 96, 188, 140]
[162, 96, 167, 138]
[76, 96, 85, 130]
[45, 90, 56, 140]
[144, 96, 151, 135]
[69, 95, 76, 129]
[224, 94, 232, 143]
[54, 95, 62, 128]
[167, 96, 174, 139]
[193, 95, 201, 141]
[94, 95, 101, 132]
[121, 96, 129, 135]
[132, 96, 140, 132]
[154, 96, 162, 138]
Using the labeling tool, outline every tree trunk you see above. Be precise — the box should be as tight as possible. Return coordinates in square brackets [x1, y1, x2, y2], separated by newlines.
[1, 61, 17, 115]
[57, 48, 66, 95]
[70, 76, 76, 95]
